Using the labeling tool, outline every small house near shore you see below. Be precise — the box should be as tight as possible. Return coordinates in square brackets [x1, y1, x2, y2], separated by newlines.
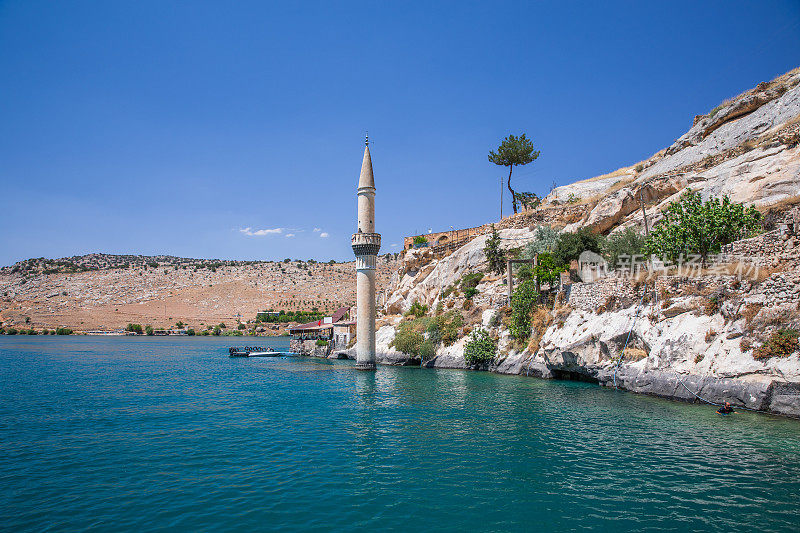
[288, 307, 354, 348]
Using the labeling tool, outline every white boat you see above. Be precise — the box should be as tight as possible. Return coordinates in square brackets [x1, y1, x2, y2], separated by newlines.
[228, 346, 281, 357]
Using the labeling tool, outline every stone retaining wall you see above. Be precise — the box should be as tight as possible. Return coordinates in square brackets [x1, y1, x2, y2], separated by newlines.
[289, 339, 332, 357]
[567, 277, 637, 311]
[719, 229, 799, 268]
[748, 270, 800, 308]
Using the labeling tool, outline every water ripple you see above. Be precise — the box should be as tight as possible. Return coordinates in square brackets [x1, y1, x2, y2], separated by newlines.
[1, 336, 799, 531]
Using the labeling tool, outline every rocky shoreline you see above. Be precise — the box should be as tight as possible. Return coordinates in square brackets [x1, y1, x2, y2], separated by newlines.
[292, 344, 800, 419]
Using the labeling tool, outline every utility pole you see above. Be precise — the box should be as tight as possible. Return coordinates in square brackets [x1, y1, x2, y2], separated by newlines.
[500, 175, 503, 220]
[640, 189, 650, 236]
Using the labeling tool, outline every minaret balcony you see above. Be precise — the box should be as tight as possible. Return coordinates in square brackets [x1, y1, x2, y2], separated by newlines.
[351, 232, 381, 256]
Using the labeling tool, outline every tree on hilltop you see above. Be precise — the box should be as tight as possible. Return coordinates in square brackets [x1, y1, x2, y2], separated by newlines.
[488, 133, 540, 214]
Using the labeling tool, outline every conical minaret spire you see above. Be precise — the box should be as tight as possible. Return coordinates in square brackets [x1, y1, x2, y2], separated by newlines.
[358, 143, 375, 190]
[351, 136, 381, 370]
[357, 143, 376, 233]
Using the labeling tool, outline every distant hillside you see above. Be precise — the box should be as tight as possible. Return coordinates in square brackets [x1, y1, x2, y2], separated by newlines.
[0, 253, 400, 332]
[1, 252, 379, 274]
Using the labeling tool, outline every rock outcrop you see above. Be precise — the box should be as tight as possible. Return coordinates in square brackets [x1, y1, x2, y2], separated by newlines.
[373, 67, 800, 418]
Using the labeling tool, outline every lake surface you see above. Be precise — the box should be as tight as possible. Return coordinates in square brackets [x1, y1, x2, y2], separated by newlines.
[1, 336, 799, 532]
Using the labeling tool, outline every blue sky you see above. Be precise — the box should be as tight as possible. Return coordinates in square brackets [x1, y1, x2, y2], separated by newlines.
[1, 1, 799, 265]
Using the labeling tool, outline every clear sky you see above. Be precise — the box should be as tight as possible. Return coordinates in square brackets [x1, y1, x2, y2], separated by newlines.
[1, 1, 799, 266]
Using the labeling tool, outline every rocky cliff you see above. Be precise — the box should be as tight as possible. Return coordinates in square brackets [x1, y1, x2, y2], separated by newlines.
[358, 67, 800, 417]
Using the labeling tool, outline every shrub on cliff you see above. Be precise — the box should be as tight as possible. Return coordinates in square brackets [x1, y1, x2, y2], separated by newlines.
[510, 279, 538, 340]
[484, 225, 506, 274]
[126, 323, 143, 334]
[754, 329, 799, 360]
[6, 328, 18, 335]
[524, 225, 561, 256]
[55, 327, 72, 335]
[459, 272, 484, 299]
[145, 325, 154, 336]
[514, 191, 541, 211]
[464, 329, 497, 366]
[391, 320, 436, 361]
[525, 252, 565, 288]
[602, 228, 646, 269]
[644, 189, 761, 265]
[186, 328, 195, 336]
[427, 310, 463, 347]
[405, 302, 428, 318]
[553, 228, 602, 267]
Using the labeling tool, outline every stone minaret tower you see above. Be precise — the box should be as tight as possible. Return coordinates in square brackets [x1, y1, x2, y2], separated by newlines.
[351, 136, 381, 370]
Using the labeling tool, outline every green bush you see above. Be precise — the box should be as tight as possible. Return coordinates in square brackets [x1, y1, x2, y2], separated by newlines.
[533, 252, 566, 287]
[418, 338, 437, 360]
[602, 228, 646, 269]
[510, 280, 538, 340]
[413, 235, 429, 245]
[441, 285, 455, 299]
[315, 339, 329, 346]
[186, 329, 195, 336]
[754, 329, 799, 360]
[6, 328, 18, 335]
[391, 326, 424, 355]
[391, 319, 437, 361]
[484, 225, 506, 274]
[523, 225, 561, 256]
[459, 272, 484, 300]
[213, 326, 222, 336]
[405, 301, 428, 318]
[199, 330, 210, 336]
[552, 228, 602, 267]
[514, 191, 541, 210]
[464, 329, 497, 366]
[126, 323, 143, 334]
[55, 327, 72, 335]
[145, 325, 154, 336]
[427, 310, 463, 347]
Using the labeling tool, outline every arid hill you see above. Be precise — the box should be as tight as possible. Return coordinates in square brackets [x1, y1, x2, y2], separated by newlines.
[0, 254, 400, 332]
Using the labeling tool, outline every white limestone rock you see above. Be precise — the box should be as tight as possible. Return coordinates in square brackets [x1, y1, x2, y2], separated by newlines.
[641, 82, 800, 180]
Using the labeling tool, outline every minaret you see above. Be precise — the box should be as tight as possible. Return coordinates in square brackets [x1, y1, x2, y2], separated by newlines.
[351, 135, 381, 370]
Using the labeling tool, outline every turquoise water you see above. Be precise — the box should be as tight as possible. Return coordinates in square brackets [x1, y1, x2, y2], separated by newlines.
[1, 337, 800, 531]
